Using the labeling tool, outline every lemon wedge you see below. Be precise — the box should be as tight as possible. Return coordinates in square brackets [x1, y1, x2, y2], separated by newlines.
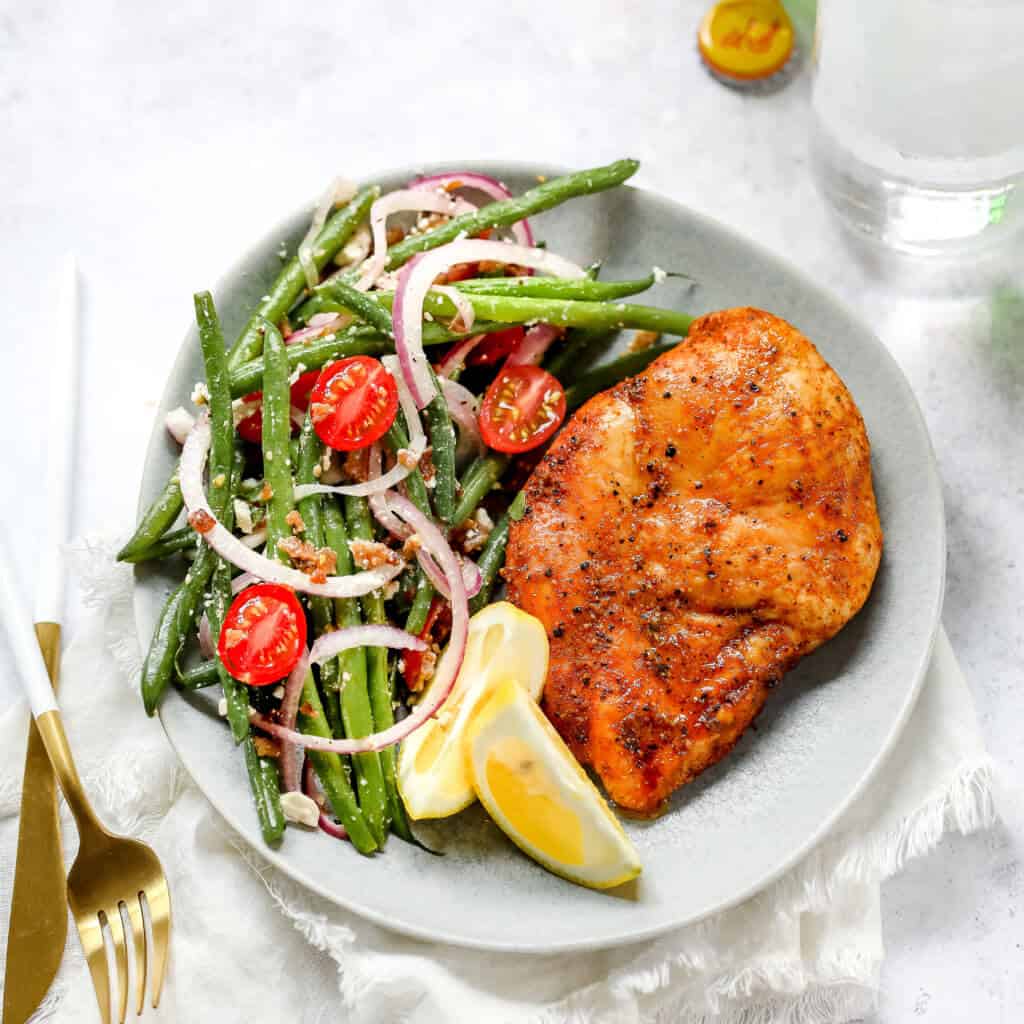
[398, 602, 548, 820]
[466, 677, 642, 890]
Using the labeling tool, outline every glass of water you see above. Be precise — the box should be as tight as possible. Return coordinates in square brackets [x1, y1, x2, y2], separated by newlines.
[809, 0, 1024, 253]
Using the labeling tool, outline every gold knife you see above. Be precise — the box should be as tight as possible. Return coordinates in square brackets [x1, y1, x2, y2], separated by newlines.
[3, 257, 78, 1024]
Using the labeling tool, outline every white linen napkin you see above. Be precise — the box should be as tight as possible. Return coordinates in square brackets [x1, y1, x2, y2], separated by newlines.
[0, 536, 997, 1024]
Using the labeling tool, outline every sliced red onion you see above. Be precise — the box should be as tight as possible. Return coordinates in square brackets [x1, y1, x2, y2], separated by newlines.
[279, 623, 424, 791]
[180, 415, 403, 598]
[418, 548, 482, 599]
[299, 178, 357, 290]
[165, 406, 196, 446]
[366, 443, 410, 539]
[230, 570, 259, 594]
[408, 172, 534, 247]
[197, 613, 214, 658]
[394, 240, 585, 408]
[250, 494, 468, 755]
[285, 313, 351, 346]
[506, 323, 561, 367]
[439, 377, 483, 465]
[431, 285, 476, 332]
[437, 333, 487, 378]
[303, 757, 348, 840]
[355, 190, 477, 293]
[239, 528, 267, 551]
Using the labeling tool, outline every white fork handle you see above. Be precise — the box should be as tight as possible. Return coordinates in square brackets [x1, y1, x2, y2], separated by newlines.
[0, 534, 59, 717]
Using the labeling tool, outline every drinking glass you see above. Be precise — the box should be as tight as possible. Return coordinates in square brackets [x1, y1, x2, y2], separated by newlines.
[809, 0, 1024, 253]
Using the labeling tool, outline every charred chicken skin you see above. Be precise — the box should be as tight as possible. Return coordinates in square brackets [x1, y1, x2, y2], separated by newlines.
[505, 308, 882, 815]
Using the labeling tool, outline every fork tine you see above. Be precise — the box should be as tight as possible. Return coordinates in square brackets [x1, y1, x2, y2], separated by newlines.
[145, 885, 171, 1007]
[107, 903, 130, 1023]
[77, 911, 112, 1024]
[125, 895, 148, 1015]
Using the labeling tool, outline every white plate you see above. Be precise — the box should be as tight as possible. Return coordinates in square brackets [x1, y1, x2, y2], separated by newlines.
[134, 162, 944, 952]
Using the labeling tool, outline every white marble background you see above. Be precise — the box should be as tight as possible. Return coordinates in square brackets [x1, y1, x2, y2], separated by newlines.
[1, 1, 1021, 1020]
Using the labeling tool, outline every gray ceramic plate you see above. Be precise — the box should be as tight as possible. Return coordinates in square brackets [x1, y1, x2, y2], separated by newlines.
[134, 162, 944, 953]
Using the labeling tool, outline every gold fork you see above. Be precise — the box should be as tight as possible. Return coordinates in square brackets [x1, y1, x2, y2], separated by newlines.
[0, 537, 171, 1023]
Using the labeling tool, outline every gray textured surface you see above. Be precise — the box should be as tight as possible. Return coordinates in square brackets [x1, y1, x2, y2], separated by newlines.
[0, 0, 1020, 1012]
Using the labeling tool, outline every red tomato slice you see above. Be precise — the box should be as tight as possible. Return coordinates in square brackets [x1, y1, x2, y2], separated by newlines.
[217, 583, 307, 686]
[309, 356, 398, 451]
[401, 597, 448, 691]
[479, 365, 566, 454]
[465, 326, 526, 368]
[235, 370, 322, 444]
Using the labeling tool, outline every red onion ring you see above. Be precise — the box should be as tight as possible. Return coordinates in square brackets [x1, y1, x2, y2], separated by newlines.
[393, 240, 585, 408]
[436, 334, 487, 379]
[418, 549, 482, 600]
[299, 178, 357, 290]
[285, 313, 351, 346]
[438, 378, 483, 465]
[250, 493, 468, 755]
[407, 172, 534, 248]
[302, 756, 348, 840]
[355, 189, 476, 292]
[279, 624, 425, 791]
[366, 443, 409, 539]
[506, 324, 561, 367]
[431, 285, 475, 332]
[197, 613, 215, 659]
[180, 415, 403, 599]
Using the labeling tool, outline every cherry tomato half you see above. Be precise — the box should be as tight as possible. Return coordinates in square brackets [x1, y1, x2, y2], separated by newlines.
[465, 326, 525, 368]
[217, 583, 307, 686]
[235, 370, 322, 444]
[479, 365, 567, 454]
[309, 356, 398, 451]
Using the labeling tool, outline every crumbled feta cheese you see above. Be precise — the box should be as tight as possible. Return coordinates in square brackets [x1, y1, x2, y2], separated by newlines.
[653, 265, 668, 284]
[217, 697, 228, 717]
[288, 362, 307, 386]
[272, 684, 285, 699]
[164, 406, 196, 445]
[212, 473, 226, 488]
[280, 792, 320, 828]
[265, 449, 274, 462]
[190, 381, 210, 406]
[234, 499, 254, 534]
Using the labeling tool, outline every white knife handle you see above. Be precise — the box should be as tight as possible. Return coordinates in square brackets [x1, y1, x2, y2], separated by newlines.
[35, 255, 79, 624]
[0, 535, 59, 717]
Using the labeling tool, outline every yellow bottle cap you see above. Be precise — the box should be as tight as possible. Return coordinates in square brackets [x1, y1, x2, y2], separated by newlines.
[698, 0, 795, 83]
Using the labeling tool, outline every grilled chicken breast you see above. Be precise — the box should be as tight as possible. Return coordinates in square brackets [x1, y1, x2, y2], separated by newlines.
[505, 308, 882, 815]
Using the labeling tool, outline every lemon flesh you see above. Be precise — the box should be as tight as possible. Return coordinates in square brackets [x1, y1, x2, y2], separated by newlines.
[467, 677, 642, 890]
[398, 602, 548, 820]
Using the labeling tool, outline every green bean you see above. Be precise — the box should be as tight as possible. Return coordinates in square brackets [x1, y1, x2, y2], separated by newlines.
[382, 159, 639, 270]
[140, 582, 189, 714]
[468, 491, 526, 614]
[194, 293, 235, 517]
[320, 498, 390, 846]
[227, 185, 379, 370]
[120, 525, 197, 564]
[451, 453, 509, 528]
[564, 341, 678, 411]
[454, 275, 654, 301]
[243, 736, 287, 846]
[262, 331, 375, 851]
[260, 322, 295, 555]
[312, 279, 393, 336]
[404, 574, 435, 636]
[424, 373, 457, 524]
[117, 471, 183, 562]
[376, 291, 694, 337]
[344, 495, 413, 841]
[298, 678, 378, 855]
[544, 328, 619, 380]
[176, 658, 219, 689]
[294, 415, 342, 735]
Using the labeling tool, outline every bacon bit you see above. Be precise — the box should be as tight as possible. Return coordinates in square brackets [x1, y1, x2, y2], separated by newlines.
[396, 447, 420, 470]
[253, 736, 281, 758]
[259, 483, 274, 502]
[401, 533, 423, 559]
[417, 648, 438, 688]
[418, 447, 436, 484]
[348, 539, 401, 571]
[460, 507, 494, 553]
[188, 509, 216, 534]
[386, 226, 405, 246]
[286, 510, 305, 534]
[477, 260, 503, 274]
[343, 447, 370, 482]
[280, 316, 292, 338]
[299, 701, 316, 718]
[629, 330, 662, 353]
[277, 536, 338, 580]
